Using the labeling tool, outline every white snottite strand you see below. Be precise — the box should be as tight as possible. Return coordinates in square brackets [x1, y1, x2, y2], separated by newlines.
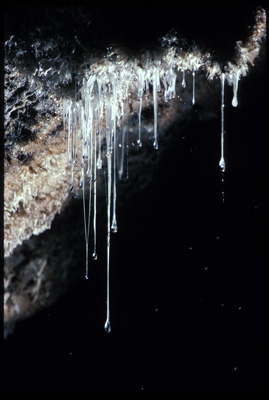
[62, 8, 266, 332]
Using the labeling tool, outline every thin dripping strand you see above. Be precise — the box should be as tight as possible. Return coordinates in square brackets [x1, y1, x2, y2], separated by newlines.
[219, 73, 226, 172]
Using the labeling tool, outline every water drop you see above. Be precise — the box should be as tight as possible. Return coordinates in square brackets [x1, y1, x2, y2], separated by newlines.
[70, 185, 74, 192]
[219, 157, 226, 172]
[104, 319, 111, 333]
[182, 69, 186, 88]
[232, 96, 238, 108]
[92, 252, 98, 261]
[111, 219, 118, 233]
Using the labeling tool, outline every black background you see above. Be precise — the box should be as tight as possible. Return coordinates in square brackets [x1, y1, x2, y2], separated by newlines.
[3, 5, 267, 392]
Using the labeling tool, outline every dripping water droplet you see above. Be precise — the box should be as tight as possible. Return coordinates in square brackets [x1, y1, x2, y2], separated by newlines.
[219, 158, 226, 172]
[104, 319, 111, 333]
[232, 97, 238, 108]
[111, 220, 118, 233]
[153, 140, 158, 150]
[70, 185, 74, 192]
[92, 252, 98, 261]
[182, 70, 186, 88]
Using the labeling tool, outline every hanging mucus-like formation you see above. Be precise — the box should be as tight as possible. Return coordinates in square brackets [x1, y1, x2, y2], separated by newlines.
[62, 8, 266, 332]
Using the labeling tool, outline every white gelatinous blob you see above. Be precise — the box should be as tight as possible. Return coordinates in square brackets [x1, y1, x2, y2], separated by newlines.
[232, 70, 239, 107]
[219, 73, 226, 172]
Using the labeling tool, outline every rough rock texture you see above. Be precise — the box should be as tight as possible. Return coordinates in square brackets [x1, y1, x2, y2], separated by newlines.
[3, 6, 266, 336]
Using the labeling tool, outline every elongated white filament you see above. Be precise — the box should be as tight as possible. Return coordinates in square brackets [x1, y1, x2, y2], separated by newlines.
[153, 67, 158, 150]
[105, 100, 112, 333]
[137, 96, 142, 147]
[219, 73, 226, 172]
[192, 70, 196, 105]
[232, 70, 239, 107]
[111, 77, 118, 233]
[92, 118, 98, 261]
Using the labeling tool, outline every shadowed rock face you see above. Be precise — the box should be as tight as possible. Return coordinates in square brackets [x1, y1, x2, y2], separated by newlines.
[3, 6, 266, 336]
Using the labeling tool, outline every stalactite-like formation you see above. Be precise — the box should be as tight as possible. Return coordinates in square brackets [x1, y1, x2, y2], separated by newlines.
[61, 7, 266, 331]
